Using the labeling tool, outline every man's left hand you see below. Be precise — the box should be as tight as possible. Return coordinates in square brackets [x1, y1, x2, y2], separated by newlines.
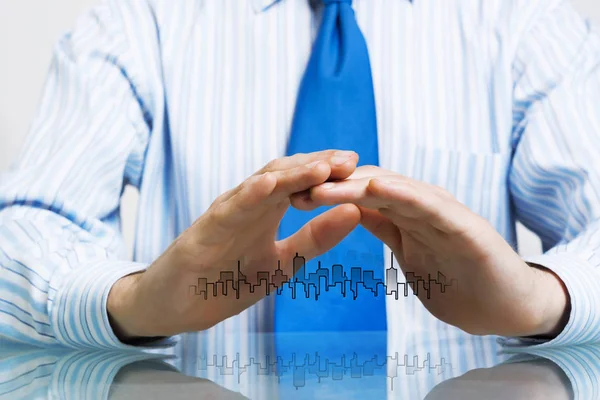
[292, 166, 570, 338]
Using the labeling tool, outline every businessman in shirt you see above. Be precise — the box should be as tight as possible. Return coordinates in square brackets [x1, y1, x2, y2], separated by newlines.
[0, 0, 599, 350]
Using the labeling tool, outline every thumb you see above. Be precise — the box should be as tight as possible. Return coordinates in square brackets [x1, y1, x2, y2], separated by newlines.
[276, 204, 360, 262]
[358, 206, 403, 252]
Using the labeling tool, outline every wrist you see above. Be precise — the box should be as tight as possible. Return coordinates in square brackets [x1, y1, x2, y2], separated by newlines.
[528, 263, 571, 338]
[107, 272, 156, 341]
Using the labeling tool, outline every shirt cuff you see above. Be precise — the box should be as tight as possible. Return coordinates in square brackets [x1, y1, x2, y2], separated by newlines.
[499, 252, 600, 348]
[48, 260, 177, 349]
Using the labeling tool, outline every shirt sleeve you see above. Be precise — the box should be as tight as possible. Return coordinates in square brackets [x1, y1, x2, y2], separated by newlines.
[505, 0, 600, 347]
[0, 0, 169, 349]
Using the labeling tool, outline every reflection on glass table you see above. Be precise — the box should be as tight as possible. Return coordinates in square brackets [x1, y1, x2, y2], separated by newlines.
[0, 330, 596, 399]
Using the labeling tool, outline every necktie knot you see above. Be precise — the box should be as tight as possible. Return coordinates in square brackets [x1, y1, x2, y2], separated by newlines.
[322, 0, 352, 5]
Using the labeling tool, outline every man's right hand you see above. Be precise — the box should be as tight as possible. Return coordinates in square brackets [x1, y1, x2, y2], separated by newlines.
[107, 150, 361, 341]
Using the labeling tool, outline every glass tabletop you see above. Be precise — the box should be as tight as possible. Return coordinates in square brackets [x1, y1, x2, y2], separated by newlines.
[0, 329, 595, 399]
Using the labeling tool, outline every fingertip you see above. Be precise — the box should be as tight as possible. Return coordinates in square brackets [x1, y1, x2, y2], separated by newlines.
[329, 156, 359, 180]
[310, 160, 333, 180]
[328, 203, 361, 230]
[367, 177, 386, 191]
[356, 204, 381, 221]
[311, 204, 361, 251]
[337, 203, 361, 220]
[368, 178, 407, 198]
[281, 203, 363, 261]
[308, 182, 336, 205]
[290, 191, 319, 211]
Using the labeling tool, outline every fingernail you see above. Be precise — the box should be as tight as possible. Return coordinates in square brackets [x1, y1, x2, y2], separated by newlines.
[320, 182, 336, 190]
[334, 150, 355, 157]
[307, 161, 321, 168]
[331, 155, 352, 165]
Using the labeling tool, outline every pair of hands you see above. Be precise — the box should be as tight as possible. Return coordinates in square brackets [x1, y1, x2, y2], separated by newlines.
[108, 150, 569, 341]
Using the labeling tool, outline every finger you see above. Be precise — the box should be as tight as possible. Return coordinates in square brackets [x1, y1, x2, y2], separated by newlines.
[309, 176, 398, 208]
[289, 168, 399, 210]
[213, 162, 339, 227]
[218, 150, 359, 204]
[344, 165, 397, 180]
[267, 161, 333, 201]
[310, 170, 451, 202]
[276, 204, 361, 262]
[222, 161, 329, 212]
[357, 206, 403, 252]
[377, 207, 447, 249]
[290, 175, 384, 211]
[367, 179, 469, 234]
[256, 150, 359, 180]
[209, 172, 279, 227]
[291, 192, 442, 250]
[358, 207, 411, 268]
[289, 190, 317, 211]
[310, 177, 467, 234]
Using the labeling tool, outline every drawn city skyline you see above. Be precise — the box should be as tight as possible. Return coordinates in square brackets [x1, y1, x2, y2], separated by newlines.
[195, 350, 453, 390]
[189, 252, 457, 300]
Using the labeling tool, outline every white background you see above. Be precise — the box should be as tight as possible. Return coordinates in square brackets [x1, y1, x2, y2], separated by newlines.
[1, 0, 599, 256]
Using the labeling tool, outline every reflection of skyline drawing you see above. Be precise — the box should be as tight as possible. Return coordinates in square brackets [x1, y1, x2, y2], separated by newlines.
[188, 252, 457, 300]
[195, 351, 452, 390]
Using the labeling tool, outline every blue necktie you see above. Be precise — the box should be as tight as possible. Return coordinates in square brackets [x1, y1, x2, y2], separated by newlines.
[275, 0, 387, 333]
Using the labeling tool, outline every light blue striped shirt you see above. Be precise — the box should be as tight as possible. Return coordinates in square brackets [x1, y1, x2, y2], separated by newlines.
[1, 0, 600, 354]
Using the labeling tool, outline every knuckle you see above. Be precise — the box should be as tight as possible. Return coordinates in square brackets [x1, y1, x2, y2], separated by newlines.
[246, 173, 268, 191]
[426, 194, 444, 211]
[234, 180, 249, 197]
[175, 226, 212, 261]
[404, 191, 422, 207]
[298, 163, 318, 177]
[260, 171, 277, 190]
[264, 158, 280, 172]
[174, 235, 200, 261]
[210, 203, 230, 224]
[450, 219, 470, 236]
[247, 173, 262, 186]
[434, 185, 453, 198]
[243, 173, 276, 205]
[213, 190, 231, 205]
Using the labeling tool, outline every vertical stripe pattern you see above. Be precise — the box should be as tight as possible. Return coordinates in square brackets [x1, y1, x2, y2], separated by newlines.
[0, 3, 599, 396]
